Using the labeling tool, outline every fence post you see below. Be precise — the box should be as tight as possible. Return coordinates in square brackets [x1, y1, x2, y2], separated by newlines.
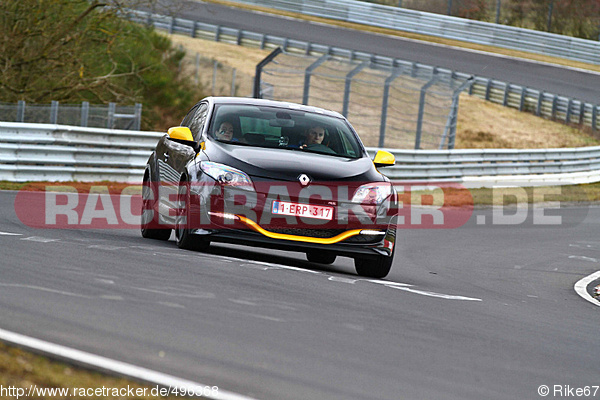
[231, 68, 237, 96]
[195, 53, 200, 84]
[254, 47, 283, 99]
[415, 74, 440, 150]
[445, 77, 474, 150]
[236, 29, 242, 46]
[302, 53, 329, 106]
[81, 101, 89, 127]
[379, 67, 404, 148]
[565, 98, 572, 123]
[50, 101, 59, 124]
[134, 103, 143, 131]
[17, 100, 25, 122]
[579, 101, 585, 125]
[592, 106, 598, 130]
[212, 60, 218, 95]
[215, 25, 221, 42]
[107, 102, 116, 129]
[342, 61, 369, 117]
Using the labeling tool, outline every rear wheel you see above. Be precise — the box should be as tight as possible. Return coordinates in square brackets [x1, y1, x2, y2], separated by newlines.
[354, 256, 393, 278]
[141, 171, 171, 240]
[306, 251, 336, 265]
[176, 179, 210, 252]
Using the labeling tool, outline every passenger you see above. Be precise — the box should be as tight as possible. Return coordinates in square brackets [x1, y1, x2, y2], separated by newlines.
[214, 121, 236, 142]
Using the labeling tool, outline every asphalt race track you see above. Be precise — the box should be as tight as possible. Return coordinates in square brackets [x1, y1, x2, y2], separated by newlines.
[1, 188, 599, 399]
[159, 1, 600, 104]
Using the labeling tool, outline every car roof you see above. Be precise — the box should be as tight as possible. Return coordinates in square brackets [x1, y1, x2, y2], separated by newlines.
[205, 97, 345, 119]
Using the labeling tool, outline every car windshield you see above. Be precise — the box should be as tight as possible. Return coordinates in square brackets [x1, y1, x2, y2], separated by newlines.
[209, 104, 364, 159]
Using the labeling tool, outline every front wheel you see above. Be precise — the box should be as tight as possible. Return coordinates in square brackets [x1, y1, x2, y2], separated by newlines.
[354, 252, 394, 279]
[141, 171, 171, 240]
[175, 179, 210, 252]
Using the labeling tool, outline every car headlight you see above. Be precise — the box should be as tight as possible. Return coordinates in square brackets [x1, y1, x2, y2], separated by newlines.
[351, 183, 392, 205]
[201, 162, 254, 190]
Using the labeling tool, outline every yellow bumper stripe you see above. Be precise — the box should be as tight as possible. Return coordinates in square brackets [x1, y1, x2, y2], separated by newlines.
[236, 215, 363, 244]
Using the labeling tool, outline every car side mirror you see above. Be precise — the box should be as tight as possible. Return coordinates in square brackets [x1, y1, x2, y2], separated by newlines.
[373, 150, 395, 168]
[167, 126, 199, 152]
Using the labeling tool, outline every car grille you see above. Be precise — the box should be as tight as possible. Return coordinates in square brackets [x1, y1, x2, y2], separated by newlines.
[266, 228, 346, 238]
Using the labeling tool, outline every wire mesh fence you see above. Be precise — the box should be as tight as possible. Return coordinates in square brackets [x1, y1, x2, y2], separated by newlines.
[179, 51, 255, 98]
[257, 51, 472, 149]
[0, 101, 142, 130]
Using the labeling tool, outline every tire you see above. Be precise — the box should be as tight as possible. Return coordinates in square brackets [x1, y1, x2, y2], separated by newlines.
[354, 245, 395, 279]
[141, 171, 171, 241]
[306, 251, 336, 264]
[175, 179, 210, 252]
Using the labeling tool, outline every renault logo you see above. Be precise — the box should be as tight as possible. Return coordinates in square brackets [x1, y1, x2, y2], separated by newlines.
[298, 174, 311, 186]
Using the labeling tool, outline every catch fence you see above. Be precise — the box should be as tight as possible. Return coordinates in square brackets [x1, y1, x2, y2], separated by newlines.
[0, 101, 142, 130]
[255, 49, 473, 150]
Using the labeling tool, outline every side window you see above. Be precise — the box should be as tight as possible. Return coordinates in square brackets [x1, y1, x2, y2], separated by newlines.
[188, 103, 208, 142]
[181, 104, 199, 127]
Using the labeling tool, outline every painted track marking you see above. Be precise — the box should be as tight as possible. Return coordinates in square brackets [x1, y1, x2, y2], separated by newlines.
[0, 327, 259, 400]
[574, 271, 600, 307]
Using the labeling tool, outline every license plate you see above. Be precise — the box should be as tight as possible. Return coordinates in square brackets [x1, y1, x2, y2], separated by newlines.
[271, 201, 334, 221]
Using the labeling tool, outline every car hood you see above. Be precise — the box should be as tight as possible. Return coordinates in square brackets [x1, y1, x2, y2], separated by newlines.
[204, 142, 383, 182]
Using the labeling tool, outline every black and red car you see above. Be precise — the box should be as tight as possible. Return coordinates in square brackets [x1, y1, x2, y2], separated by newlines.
[141, 97, 398, 278]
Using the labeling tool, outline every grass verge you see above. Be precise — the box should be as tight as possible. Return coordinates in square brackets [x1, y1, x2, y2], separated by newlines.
[0, 342, 185, 400]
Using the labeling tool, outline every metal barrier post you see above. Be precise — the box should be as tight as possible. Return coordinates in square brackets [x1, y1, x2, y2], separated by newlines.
[415, 74, 439, 150]
[212, 60, 218, 95]
[593, 106, 598, 131]
[107, 102, 116, 129]
[17, 100, 25, 122]
[342, 61, 369, 117]
[81, 102, 89, 127]
[302, 54, 329, 105]
[254, 47, 283, 98]
[134, 103, 143, 131]
[503, 83, 510, 106]
[537, 91, 544, 116]
[50, 101, 59, 124]
[519, 88, 526, 111]
[379, 67, 404, 148]
[231, 68, 237, 96]
[444, 77, 474, 150]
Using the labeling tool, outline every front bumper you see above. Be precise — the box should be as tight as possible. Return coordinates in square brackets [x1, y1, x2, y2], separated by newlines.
[190, 213, 397, 259]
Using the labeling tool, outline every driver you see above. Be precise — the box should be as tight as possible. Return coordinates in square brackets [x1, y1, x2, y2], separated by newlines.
[300, 125, 326, 149]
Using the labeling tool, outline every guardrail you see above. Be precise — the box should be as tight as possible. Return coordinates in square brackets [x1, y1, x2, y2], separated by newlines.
[125, 9, 599, 132]
[0, 122, 162, 182]
[222, 0, 600, 65]
[366, 147, 600, 187]
[2, 122, 599, 187]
